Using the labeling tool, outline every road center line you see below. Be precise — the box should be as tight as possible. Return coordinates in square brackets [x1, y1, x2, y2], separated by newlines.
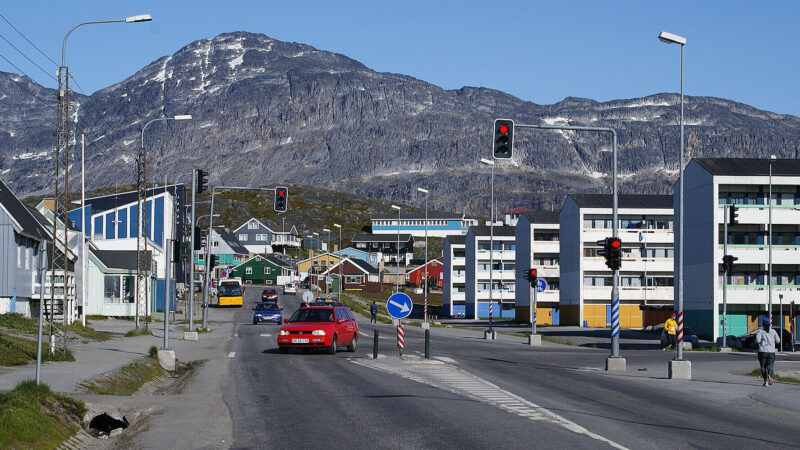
[260, 334, 272, 337]
[228, 352, 236, 358]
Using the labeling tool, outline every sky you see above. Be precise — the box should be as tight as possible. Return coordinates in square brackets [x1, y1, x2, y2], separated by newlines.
[1, 1, 799, 116]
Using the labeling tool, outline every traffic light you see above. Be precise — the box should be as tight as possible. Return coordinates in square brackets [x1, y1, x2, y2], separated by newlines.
[193, 226, 206, 250]
[209, 254, 219, 271]
[196, 169, 208, 194]
[728, 204, 738, 226]
[171, 239, 180, 263]
[721, 254, 738, 274]
[597, 237, 623, 271]
[274, 186, 288, 213]
[492, 118, 514, 159]
[523, 268, 538, 287]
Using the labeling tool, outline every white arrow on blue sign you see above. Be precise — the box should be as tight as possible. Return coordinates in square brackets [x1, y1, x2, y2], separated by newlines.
[386, 292, 413, 319]
[536, 278, 548, 293]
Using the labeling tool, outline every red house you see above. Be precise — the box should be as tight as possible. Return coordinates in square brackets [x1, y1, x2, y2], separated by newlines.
[407, 258, 443, 288]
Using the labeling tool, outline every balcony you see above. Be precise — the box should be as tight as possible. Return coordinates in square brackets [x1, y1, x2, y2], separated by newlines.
[718, 245, 800, 265]
[583, 229, 673, 245]
[532, 242, 559, 253]
[720, 204, 800, 226]
[584, 286, 672, 302]
[718, 284, 798, 304]
[476, 290, 516, 301]
[534, 266, 560, 278]
[478, 250, 516, 261]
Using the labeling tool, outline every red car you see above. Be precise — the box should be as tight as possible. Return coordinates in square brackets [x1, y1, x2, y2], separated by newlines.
[262, 289, 278, 302]
[277, 302, 358, 354]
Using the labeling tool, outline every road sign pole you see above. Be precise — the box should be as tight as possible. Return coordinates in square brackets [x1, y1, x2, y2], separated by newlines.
[722, 205, 728, 348]
[188, 170, 196, 332]
[397, 323, 404, 356]
[532, 282, 538, 336]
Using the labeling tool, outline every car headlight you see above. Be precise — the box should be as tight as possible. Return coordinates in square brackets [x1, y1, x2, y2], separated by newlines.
[279, 330, 290, 336]
[312, 330, 326, 336]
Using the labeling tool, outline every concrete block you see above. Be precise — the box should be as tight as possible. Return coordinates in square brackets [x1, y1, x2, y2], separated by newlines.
[157, 349, 176, 372]
[682, 341, 693, 350]
[717, 346, 732, 353]
[668, 359, 692, 380]
[421, 322, 430, 330]
[605, 356, 626, 372]
[528, 334, 542, 346]
[183, 331, 198, 341]
[484, 330, 497, 340]
[392, 319, 400, 326]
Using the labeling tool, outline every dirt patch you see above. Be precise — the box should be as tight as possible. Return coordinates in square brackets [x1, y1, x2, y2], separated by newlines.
[79, 356, 162, 396]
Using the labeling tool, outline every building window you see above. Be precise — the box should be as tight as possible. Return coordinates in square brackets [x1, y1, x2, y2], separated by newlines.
[104, 276, 121, 303]
[212, 240, 219, 248]
[345, 275, 362, 284]
[122, 276, 134, 303]
[265, 267, 271, 274]
[239, 234, 248, 241]
[246, 267, 253, 275]
[248, 222, 258, 229]
[256, 234, 267, 241]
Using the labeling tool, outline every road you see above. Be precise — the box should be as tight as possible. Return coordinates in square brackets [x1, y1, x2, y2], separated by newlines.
[221, 288, 800, 449]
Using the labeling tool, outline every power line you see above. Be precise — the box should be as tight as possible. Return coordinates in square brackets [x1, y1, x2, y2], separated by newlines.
[0, 53, 55, 107]
[0, 13, 58, 67]
[0, 30, 57, 82]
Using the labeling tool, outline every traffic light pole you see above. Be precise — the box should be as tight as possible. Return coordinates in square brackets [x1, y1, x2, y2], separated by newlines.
[722, 205, 728, 350]
[189, 170, 196, 332]
[202, 186, 275, 329]
[515, 123, 622, 368]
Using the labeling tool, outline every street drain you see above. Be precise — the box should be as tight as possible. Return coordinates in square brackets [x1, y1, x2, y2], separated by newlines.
[88, 412, 129, 437]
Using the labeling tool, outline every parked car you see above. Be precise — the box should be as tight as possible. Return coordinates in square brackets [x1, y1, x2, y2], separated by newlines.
[253, 302, 283, 325]
[277, 302, 358, 354]
[660, 326, 700, 348]
[734, 328, 795, 351]
[284, 283, 298, 295]
[262, 289, 278, 302]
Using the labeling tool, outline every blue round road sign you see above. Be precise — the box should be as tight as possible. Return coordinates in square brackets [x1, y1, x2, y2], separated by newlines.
[386, 292, 413, 319]
[536, 278, 548, 293]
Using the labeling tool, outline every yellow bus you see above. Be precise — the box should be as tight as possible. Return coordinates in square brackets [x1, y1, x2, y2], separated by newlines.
[217, 278, 244, 306]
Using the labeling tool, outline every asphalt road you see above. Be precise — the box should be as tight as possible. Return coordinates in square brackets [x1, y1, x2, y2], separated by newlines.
[221, 289, 800, 449]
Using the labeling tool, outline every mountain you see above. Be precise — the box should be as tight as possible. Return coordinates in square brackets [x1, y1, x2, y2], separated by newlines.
[3, 31, 800, 215]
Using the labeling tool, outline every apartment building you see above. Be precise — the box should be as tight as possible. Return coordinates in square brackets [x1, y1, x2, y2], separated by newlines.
[465, 225, 517, 319]
[371, 212, 477, 238]
[681, 158, 800, 341]
[442, 235, 466, 317]
[515, 211, 561, 325]
[560, 194, 674, 328]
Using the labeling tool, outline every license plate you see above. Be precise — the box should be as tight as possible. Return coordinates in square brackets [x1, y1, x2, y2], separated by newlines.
[292, 338, 309, 343]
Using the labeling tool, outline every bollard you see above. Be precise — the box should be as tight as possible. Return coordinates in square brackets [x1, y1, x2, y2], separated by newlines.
[373, 329, 379, 359]
[424, 329, 430, 359]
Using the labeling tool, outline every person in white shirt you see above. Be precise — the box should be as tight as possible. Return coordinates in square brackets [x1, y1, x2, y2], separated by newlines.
[756, 317, 780, 386]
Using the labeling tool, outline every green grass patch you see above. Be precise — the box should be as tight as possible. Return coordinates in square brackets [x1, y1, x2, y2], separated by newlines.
[0, 333, 75, 366]
[748, 368, 800, 383]
[66, 322, 111, 341]
[84, 315, 108, 321]
[0, 380, 87, 449]
[0, 313, 40, 335]
[80, 355, 162, 396]
[340, 293, 393, 324]
[124, 328, 153, 337]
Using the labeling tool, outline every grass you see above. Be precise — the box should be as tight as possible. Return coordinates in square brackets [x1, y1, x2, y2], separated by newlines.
[340, 293, 393, 324]
[0, 381, 87, 449]
[0, 333, 75, 366]
[85, 315, 108, 321]
[80, 354, 162, 396]
[0, 313, 40, 335]
[748, 368, 800, 384]
[124, 328, 153, 337]
[66, 322, 111, 341]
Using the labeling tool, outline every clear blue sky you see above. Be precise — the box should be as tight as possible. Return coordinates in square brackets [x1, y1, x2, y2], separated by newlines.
[2, 1, 799, 115]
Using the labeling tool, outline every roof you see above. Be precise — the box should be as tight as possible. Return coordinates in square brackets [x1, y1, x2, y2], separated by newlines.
[263, 254, 291, 268]
[348, 258, 379, 274]
[693, 158, 800, 176]
[407, 258, 443, 274]
[0, 178, 49, 240]
[297, 252, 343, 265]
[372, 212, 464, 220]
[352, 233, 413, 243]
[445, 235, 466, 245]
[468, 225, 516, 237]
[521, 211, 560, 224]
[233, 217, 269, 234]
[504, 207, 533, 215]
[215, 229, 249, 255]
[569, 194, 674, 209]
[94, 250, 150, 270]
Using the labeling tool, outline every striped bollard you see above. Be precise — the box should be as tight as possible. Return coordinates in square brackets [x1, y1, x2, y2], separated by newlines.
[677, 311, 684, 357]
[397, 324, 404, 356]
[611, 297, 620, 356]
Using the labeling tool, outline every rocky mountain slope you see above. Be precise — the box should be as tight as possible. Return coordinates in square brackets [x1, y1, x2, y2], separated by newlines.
[2, 31, 800, 215]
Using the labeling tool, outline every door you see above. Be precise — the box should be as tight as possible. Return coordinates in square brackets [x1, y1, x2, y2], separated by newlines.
[606, 305, 612, 327]
[552, 307, 560, 326]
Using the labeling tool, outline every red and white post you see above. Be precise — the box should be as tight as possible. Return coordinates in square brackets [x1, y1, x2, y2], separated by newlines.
[397, 324, 405, 356]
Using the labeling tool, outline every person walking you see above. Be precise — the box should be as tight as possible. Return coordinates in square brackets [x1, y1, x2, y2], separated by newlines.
[370, 301, 378, 324]
[663, 313, 678, 350]
[757, 317, 780, 386]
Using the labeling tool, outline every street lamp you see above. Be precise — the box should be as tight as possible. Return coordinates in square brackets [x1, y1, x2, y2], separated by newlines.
[391, 205, 401, 293]
[137, 114, 192, 330]
[323, 228, 331, 294]
[769, 154, 777, 324]
[658, 30, 687, 361]
[480, 158, 496, 337]
[417, 187, 430, 324]
[333, 223, 342, 299]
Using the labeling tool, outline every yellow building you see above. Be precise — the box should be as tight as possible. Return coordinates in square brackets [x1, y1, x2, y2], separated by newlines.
[297, 253, 344, 277]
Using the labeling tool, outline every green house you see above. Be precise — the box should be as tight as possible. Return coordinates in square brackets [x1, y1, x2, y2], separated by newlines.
[229, 255, 292, 285]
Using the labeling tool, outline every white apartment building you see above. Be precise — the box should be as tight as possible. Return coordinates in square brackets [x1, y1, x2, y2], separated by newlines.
[682, 158, 800, 342]
[465, 225, 517, 319]
[442, 235, 466, 317]
[515, 211, 561, 325]
[560, 194, 674, 328]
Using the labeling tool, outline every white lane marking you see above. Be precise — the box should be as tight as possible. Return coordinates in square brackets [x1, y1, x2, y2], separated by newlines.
[352, 359, 627, 449]
[228, 352, 236, 358]
[260, 334, 272, 337]
[359, 331, 370, 338]
[435, 356, 457, 364]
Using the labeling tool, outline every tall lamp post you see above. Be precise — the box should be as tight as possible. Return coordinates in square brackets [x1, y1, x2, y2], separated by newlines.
[391, 205, 402, 293]
[51, 14, 152, 352]
[480, 158, 496, 338]
[312, 232, 320, 291]
[333, 223, 342, 299]
[658, 30, 687, 362]
[323, 228, 331, 293]
[417, 187, 430, 324]
[769, 154, 776, 324]
[136, 114, 191, 330]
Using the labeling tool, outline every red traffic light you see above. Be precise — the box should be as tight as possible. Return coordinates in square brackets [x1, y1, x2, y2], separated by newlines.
[610, 238, 621, 249]
[278, 189, 285, 196]
[529, 268, 537, 277]
[499, 125, 509, 134]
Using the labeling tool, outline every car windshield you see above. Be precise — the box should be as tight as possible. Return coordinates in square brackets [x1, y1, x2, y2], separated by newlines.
[255, 303, 280, 311]
[290, 308, 335, 323]
[218, 283, 242, 296]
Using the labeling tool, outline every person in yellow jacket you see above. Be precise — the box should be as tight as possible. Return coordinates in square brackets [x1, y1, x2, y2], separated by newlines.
[663, 313, 678, 350]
